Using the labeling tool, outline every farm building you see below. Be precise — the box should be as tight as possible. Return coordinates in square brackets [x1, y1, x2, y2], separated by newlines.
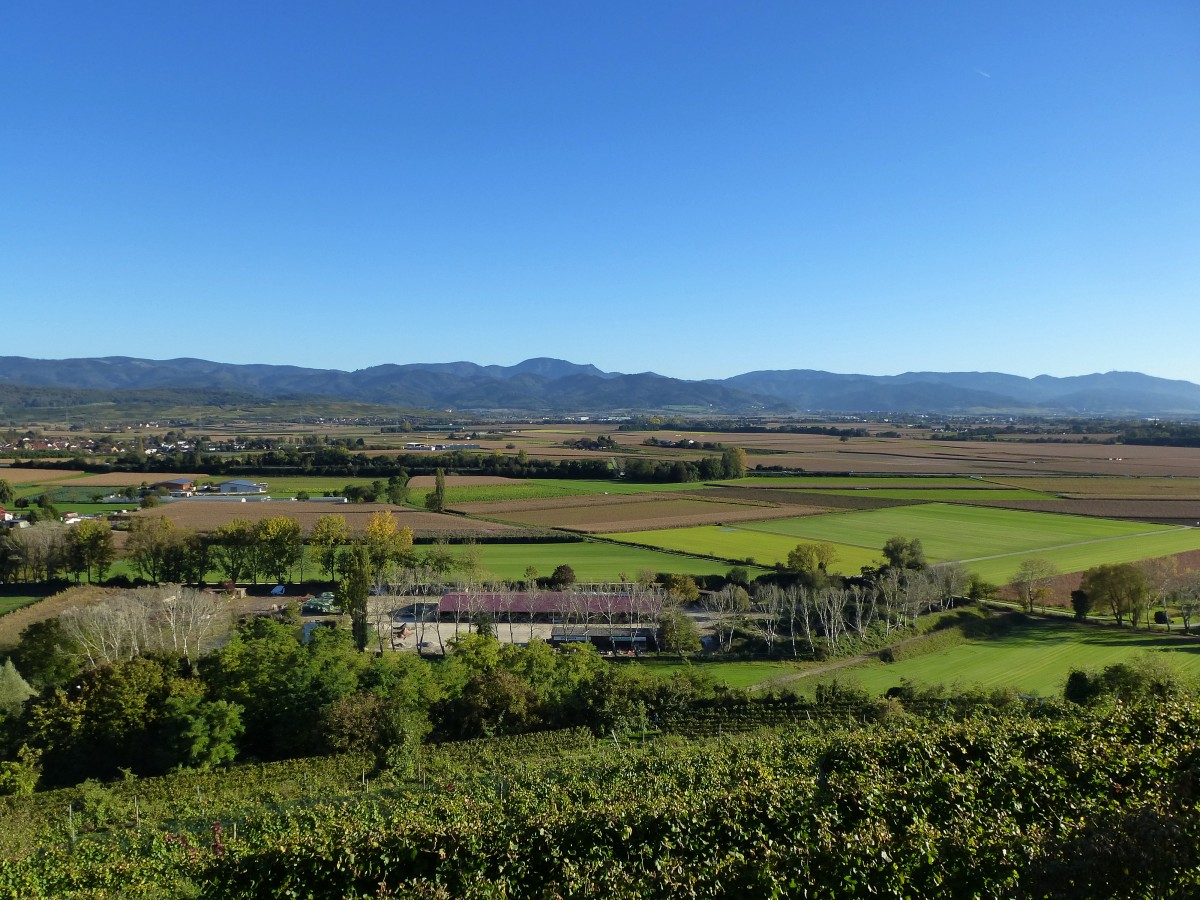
[550, 625, 658, 653]
[435, 591, 661, 625]
[218, 479, 268, 494]
[151, 478, 196, 494]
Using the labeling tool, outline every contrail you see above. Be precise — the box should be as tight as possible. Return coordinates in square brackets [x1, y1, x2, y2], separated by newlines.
[974, 68, 992, 79]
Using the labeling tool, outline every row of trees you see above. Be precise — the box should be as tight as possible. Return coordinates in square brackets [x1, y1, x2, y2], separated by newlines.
[0, 520, 117, 584]
[1073, 560, 1200, 630]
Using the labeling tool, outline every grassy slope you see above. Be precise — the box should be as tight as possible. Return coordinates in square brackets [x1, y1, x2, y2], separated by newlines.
[814, 617, 1200, 697]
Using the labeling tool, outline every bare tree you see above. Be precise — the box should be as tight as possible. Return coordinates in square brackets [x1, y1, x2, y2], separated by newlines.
[367, 594, 398, 653]
[754, 585, 784, 654]
[708, 585, 749, 652]
[815, 587, 849, 655]
[1140, 557, 1183, 631]
[152, 587, 230, 667]
[877, 569, 906, 636]
[1012, 558, 1060, 614]
[931, 562, 969, 611]
[58, 586, 229, 668]
[782, 586, 815, 656]
[849, 583, 877, 640]
[1176, 571, 1200, 634]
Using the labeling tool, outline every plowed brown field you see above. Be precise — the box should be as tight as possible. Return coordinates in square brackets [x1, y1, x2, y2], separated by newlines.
[0, 467, 83, 484]
[407, 475, 523, 488]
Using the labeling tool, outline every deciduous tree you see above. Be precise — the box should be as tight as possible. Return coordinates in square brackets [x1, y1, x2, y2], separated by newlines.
[309, 513, 349, 581]
[1012, 558, 1060, 613]
[1079, 563, 1148, 628]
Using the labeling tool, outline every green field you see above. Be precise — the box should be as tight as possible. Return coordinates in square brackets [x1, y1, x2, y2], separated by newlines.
[733, 504, 1159, 558]
[607, 503, 1200, 579]
[470, 541, 761, 582]
[603, 526, 880, 572]
[964, 529, 1200, 584]
[810, 618, 1200, 697]
[0, 595, 39, 617]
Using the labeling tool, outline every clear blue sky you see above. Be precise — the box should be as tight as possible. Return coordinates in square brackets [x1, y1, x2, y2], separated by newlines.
[3, 2, 1198, 382]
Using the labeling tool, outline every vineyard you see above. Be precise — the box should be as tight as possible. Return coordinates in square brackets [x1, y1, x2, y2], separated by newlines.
[1, 702, 1197, 897]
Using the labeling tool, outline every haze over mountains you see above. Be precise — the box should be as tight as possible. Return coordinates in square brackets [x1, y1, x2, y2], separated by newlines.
[1, 355, 1199, 417]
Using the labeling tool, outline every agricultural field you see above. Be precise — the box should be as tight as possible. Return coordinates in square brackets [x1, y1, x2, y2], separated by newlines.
[128, 501, 524, 538]
[414, 477, 717, 508]
[726, 475, 1004, 489]
[733, 504, 1167, 560]
[606, 503, 1200, 581]
[604, 525, 881, 573]
[458, 494, 815, 533]
[467, 541, 762, 582]
[964, 529, 1200, 584]
[799, 487, 1057, 502]
[0, 466, 83, 484]
[986, 475, 1200, 499]
[808, 617, 1200, 697]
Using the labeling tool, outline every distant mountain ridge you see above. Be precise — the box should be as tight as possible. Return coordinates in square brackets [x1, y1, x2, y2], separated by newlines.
[1, 355, 1198, 417]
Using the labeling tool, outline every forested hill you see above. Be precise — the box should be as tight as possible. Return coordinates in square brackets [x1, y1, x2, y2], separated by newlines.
[1, 355, 1199, 416]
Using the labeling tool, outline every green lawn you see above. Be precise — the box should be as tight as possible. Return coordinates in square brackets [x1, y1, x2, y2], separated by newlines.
[809, 618, 1200, 697]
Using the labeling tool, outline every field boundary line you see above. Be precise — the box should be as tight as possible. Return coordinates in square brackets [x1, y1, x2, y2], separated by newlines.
[954, 526, 1190, 563]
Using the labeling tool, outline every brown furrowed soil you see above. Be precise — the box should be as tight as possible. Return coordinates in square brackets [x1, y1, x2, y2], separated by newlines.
[0, 467, 84, 484]
[407, 474, 524, 488]
[699, 486, 915, 511]
[730, 436, 1200, 477]
[128, 502, 523, 537]
[965, 497, 1200, 525]
[467, 496, 823, 533]
[453, 492, 724, 515]
[985, 476, 1200, 499]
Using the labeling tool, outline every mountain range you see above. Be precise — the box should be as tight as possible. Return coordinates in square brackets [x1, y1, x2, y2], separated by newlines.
[1, 355, 1199, 417]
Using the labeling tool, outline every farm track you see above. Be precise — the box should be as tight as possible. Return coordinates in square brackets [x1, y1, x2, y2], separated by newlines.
[747, 632, 932, 692]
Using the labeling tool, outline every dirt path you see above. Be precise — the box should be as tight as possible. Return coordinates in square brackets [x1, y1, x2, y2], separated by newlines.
[747, 629, 931, 692]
